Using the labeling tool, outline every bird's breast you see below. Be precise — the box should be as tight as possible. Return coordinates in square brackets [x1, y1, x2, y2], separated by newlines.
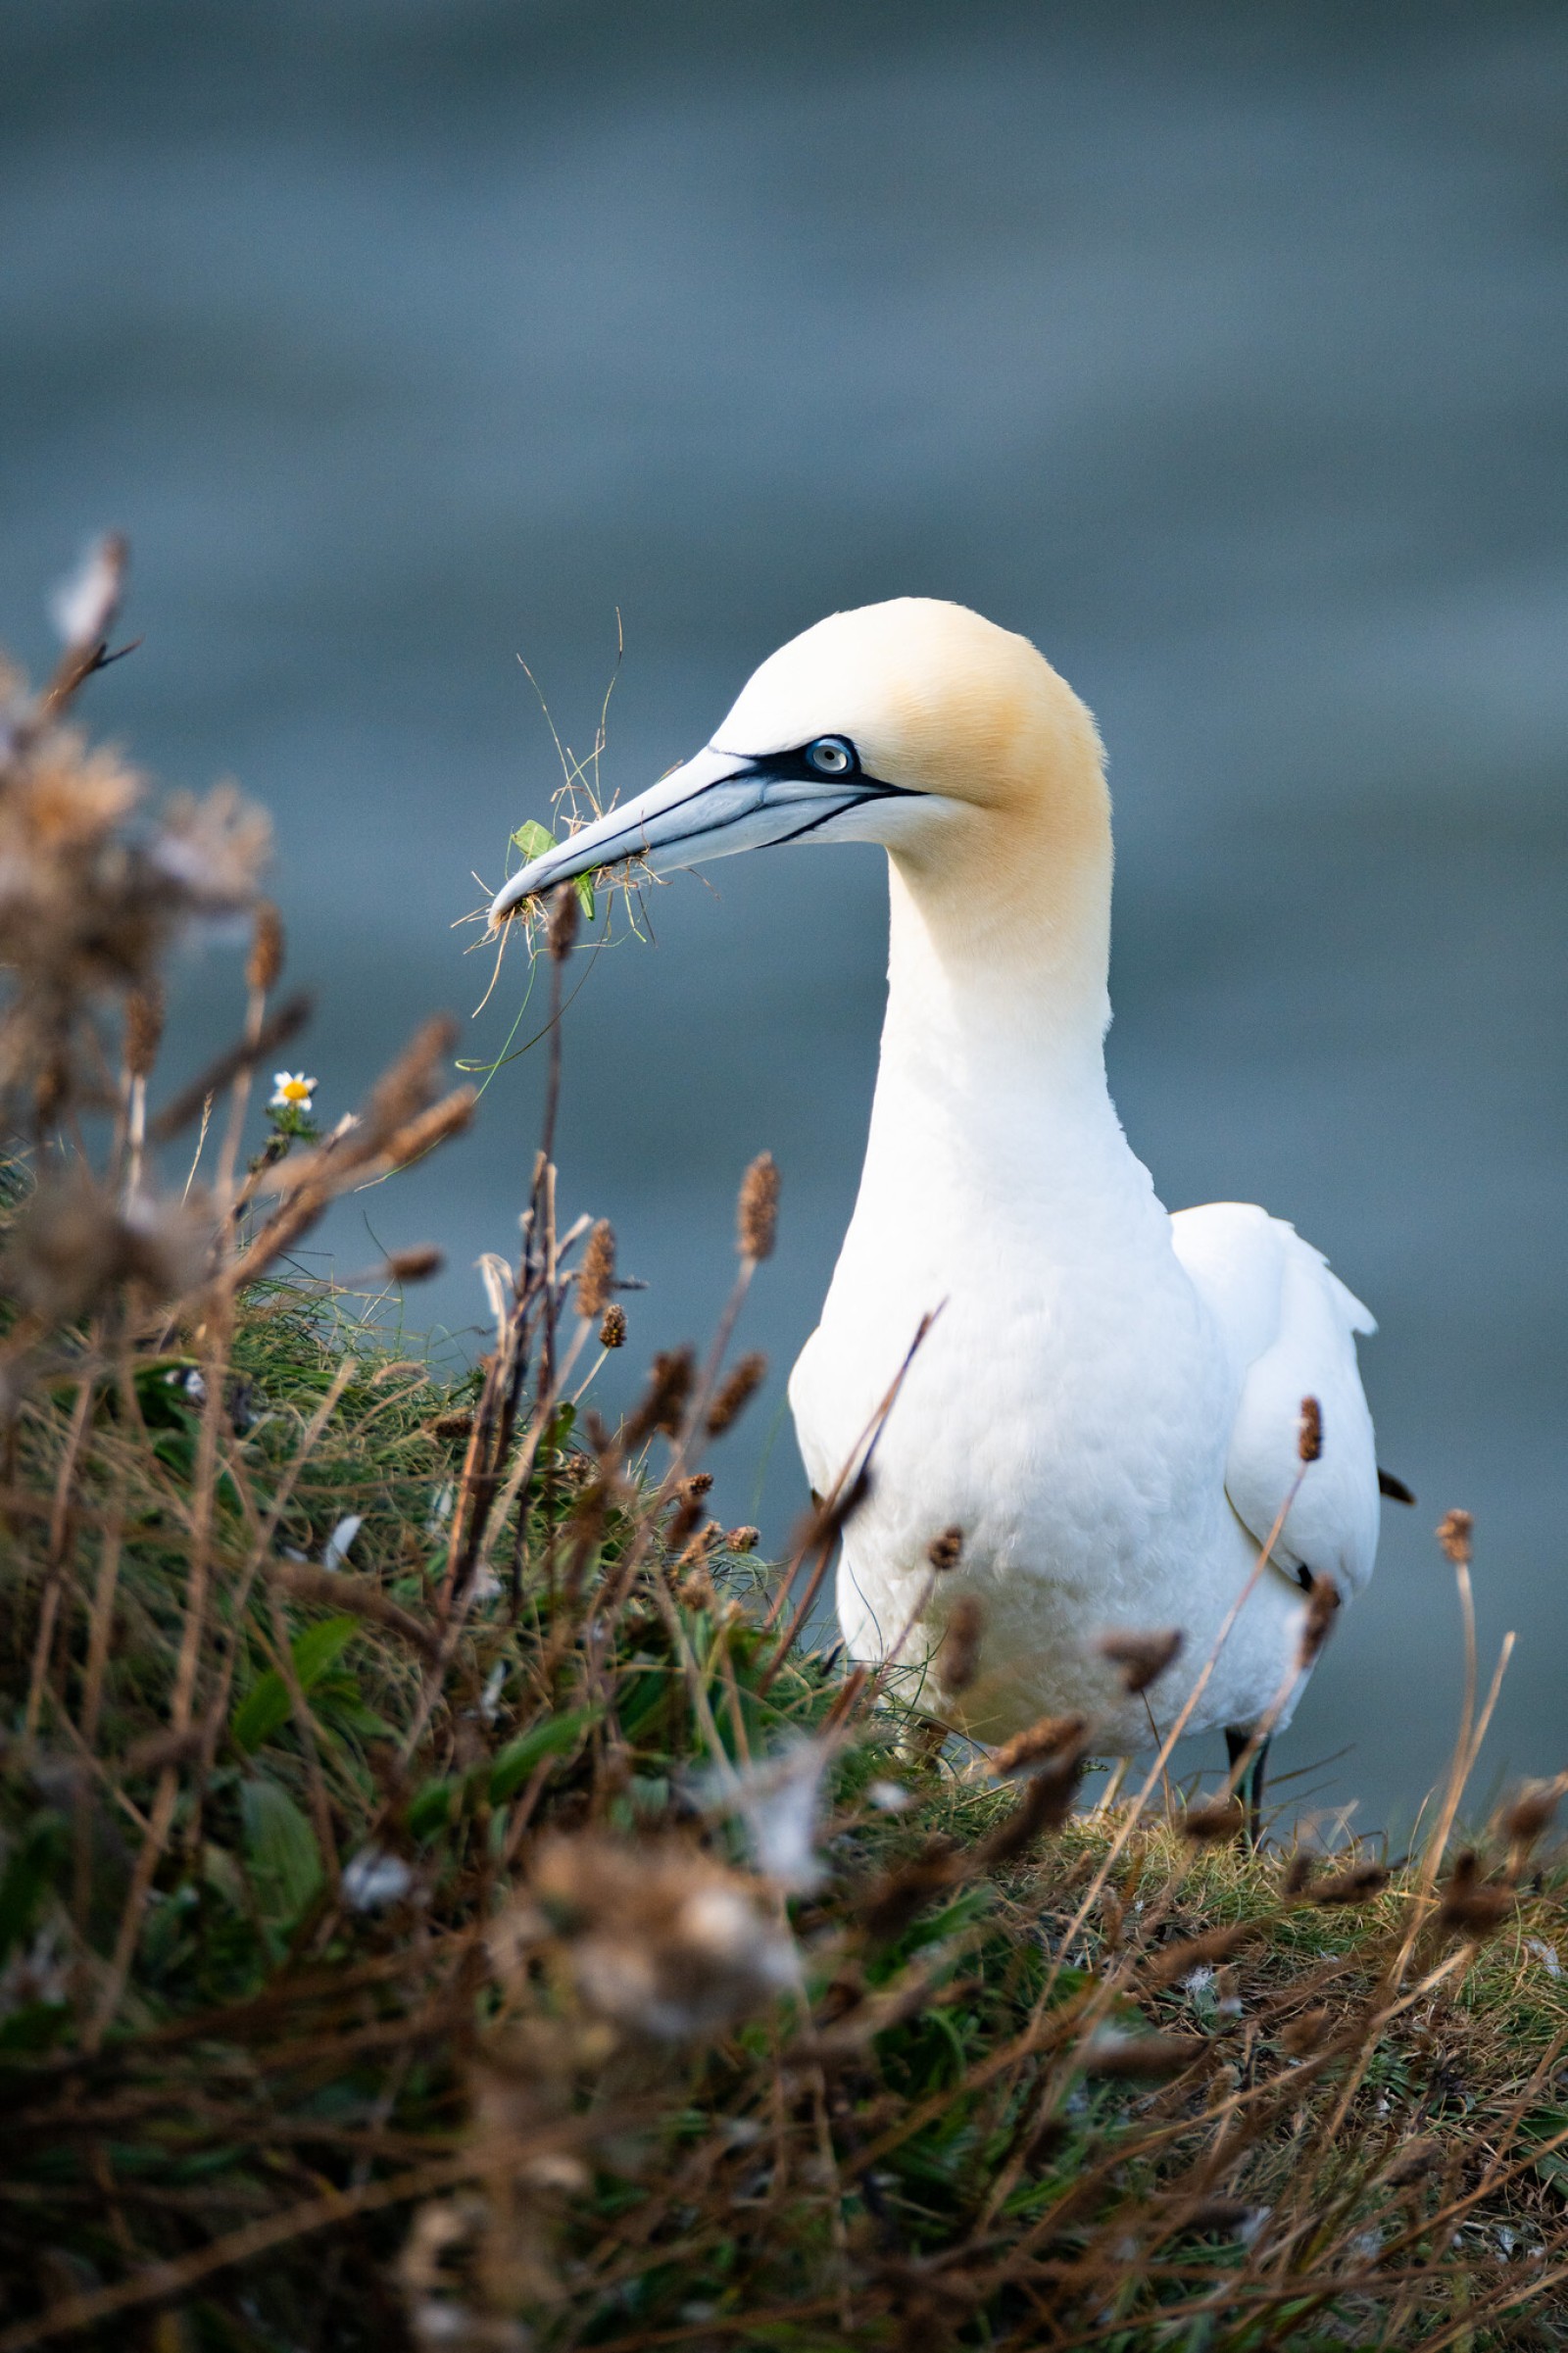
[789, 1203, 1240, 1741]
[795, 1200, 1227, 1531]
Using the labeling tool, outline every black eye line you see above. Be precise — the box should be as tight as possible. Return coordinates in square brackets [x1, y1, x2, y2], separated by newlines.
[706, 739, 917, 800]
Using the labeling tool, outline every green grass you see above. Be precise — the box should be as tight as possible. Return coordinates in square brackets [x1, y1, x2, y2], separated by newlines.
[6, 1279, 1568, 2352]
[6, 560, 1568, 2351]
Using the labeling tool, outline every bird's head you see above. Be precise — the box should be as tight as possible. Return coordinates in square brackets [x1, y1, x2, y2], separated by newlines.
[489, 599, 1111, 982]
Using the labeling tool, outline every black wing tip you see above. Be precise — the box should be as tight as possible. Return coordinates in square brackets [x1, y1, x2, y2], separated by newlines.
[1378, 1467, 1417, 1505]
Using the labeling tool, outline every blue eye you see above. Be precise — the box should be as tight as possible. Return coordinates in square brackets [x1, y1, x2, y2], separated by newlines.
[806, 736, 856, 776]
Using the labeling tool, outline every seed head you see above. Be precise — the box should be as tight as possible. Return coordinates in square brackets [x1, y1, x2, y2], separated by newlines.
[364, 1015, 460, 1153]
[800, 1462, 873, 1552]
[575, 1219, 615, 1319]
[978, 1748, 1086, 1859]
[666, 1471, 714, 1549]
[1097, 1626, 1184, 1695]
[1084, 2031, 1202, 2081]
[547, 881, 579, 960]
[1298, 1395, 1323, 1464]
[152, 781, 271, 911]
[1436, 1507, 1473, 1566]
[988, 1712, 1089, 1782]
[122, 1724, 207, 1778]
[374, 1084, 474, 1169]
[1502, 1780, 1561, 1852]
[123, 983, 164, 1080]
[1278, 2005, 1332, 2058]
[0, 728, 270, 1044]
[1310, 1863, 1391, 1907]
[1182, 1797, 1247, 1843]
[246, 900, 285, 995]
[737, 1150, 780, 1261]
[860, 1838, 963, 1945]
[678, 1522, 722, 1569]
[927, 1524, 964, 1574]
[623, 1346, 695, 1446]
[598, 1301, 626, 1348]
[1386, 2135, 1442, 2187]
[1145, 1921, 1259, 1987]
[937, 1594, 984, 1696]
[666, 1495, 705, 1552]
[706, 1349, 767, 1436]
[2, 1175, 215, 1320]
[1182, 2198, 1258, 2236]
[725, 1524, 760, 1554]
[386, 1245, 444, 1285]
[516, 1837, 797, 2040]
[1438, 1848, 1513, 1940]
[1297, 1573, 1342, 1668]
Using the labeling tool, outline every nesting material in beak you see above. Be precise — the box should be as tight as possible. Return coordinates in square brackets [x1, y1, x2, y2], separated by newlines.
[488, 741, 911, 928]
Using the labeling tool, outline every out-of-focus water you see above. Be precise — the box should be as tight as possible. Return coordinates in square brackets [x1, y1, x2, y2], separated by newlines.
[3, 0, 1565, 1831]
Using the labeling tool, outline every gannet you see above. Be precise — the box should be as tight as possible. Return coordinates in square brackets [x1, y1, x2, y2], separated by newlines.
[489, 600, 1390, 1819]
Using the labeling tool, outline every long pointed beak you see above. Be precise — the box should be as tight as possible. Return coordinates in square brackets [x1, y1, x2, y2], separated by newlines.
[488, 745, 902, 928]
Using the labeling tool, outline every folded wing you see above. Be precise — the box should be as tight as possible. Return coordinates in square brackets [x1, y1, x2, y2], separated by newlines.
[1171, 1201, 1380, 1598]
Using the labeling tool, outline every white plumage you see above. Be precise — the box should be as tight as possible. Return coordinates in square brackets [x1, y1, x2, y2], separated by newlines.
[490, 598, 1389, 1789]
[1171, 1204, 1379, 1604]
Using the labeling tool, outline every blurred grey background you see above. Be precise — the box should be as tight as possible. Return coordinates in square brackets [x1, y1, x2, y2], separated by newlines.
[3, 0, 1565, 1832]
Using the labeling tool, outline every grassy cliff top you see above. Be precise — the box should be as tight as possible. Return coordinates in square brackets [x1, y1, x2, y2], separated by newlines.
[4, 552, 1568, 2351]
[5, 1280, 1568, 2353]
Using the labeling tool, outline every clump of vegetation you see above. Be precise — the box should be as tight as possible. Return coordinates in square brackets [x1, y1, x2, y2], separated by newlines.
[4, 548, 1568, 2352]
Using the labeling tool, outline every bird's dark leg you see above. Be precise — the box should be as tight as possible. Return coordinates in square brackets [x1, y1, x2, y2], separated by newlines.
[1225, 1727, 1271, 1848]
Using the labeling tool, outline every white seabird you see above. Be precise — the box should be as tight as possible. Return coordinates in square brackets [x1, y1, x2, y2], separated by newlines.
[489, 599, 1396, 1820]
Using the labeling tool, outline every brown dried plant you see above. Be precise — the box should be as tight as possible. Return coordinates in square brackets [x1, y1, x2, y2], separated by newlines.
[3, 554, 1568, 2353]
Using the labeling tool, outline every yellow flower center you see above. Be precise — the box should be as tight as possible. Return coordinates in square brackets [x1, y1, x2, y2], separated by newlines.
[280, 1079, 311, 1103]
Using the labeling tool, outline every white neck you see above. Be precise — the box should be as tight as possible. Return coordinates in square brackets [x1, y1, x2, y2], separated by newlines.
[887, 839, 1108, 1061]
[846, 846, 1158, 1251]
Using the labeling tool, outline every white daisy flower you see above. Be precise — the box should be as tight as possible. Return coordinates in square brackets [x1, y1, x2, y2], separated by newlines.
[270, 1071, 318, 1110]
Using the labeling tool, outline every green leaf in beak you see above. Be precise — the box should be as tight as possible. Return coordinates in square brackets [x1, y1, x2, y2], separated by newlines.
[509, 820, 595, 923]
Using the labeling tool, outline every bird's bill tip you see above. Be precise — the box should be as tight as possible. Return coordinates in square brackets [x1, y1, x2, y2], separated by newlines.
[485, 741, 900, 933]
[485, 751, 737, 930]
[487, 868, 544, 928]
[486, 834, 601, 929]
